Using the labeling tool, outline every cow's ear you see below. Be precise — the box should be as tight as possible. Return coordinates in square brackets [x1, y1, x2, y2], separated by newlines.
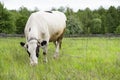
[41, 40, 47, 46]
[20, 42, 25, 47]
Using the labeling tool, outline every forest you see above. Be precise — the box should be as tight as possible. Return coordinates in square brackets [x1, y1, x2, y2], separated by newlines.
[0, 2, 120, 35]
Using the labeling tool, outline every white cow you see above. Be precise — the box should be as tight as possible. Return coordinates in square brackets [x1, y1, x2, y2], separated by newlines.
[20, 11, 66, 65]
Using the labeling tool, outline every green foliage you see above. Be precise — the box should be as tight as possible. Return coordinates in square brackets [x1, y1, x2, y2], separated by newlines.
[53, 7, 84, 35]
[0, 2, 15, 33]
[0, 3, 120, 35]
[90, 18, 102, 34]
[106, 6, 119, 33]
[117, 6, 120, 25]
[79, 8, 93, 34]
[66, 16, 83, 35]
[16, 16, 28, 34]
[18, 6, 31, 17]
[16, 6, 31, 34]
[115, 25, 120, 34]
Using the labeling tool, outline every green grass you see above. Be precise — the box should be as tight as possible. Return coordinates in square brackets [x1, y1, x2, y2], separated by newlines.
[0, 37, 120, 80]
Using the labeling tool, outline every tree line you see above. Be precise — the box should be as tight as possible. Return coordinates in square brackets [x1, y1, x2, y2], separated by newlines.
[0, 2, 120, 35]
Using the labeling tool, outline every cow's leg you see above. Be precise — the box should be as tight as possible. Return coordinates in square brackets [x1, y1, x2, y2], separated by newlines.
[54, 41, 60, 58]
[43, 46, 48, 62]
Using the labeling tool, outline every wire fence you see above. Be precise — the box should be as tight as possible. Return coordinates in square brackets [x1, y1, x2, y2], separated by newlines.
[0, 33, 24, 37]
[1, 33, 120, 38]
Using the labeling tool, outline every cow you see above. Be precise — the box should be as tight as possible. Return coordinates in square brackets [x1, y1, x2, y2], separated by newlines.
[20, 11, 66, 65]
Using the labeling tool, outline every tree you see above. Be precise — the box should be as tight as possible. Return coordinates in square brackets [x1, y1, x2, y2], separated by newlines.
[90, 18, 102, 34]
[0, 2, 15, 33]
[16, 16, 28, 34]
[96, 6, 107, 34]
[66, 16, 83, 35]
[16, 6, 30, 34]
[97, 6, 106, 15]
[80, 8, 93, 34]
[106, 6, 118, 33]
[58, 6, 65, 12]
[65, 7, 74, 16]
[65, 7, 83, 35]
[117, 6, 120, 25]
[115, 25, 120, 34]
[18, 6, 31, 17]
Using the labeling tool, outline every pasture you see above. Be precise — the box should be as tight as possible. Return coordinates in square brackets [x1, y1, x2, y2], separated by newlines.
[0, 37, 120, 80]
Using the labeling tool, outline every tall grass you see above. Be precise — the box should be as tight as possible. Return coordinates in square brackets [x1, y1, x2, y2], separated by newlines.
[0, 37, 120, 80]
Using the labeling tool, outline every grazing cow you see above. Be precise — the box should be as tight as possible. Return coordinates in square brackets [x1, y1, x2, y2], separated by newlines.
[20, 11, 66, 65]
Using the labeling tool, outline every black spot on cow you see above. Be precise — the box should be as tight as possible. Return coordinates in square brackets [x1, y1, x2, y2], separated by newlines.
[36, 45, 39, 57]
[29, 28, 31, 32]
[45, 11, 52, 13]
[26, 45, 28, 49]
[27, 50, 30, 57]
[41, 40, 47, 46]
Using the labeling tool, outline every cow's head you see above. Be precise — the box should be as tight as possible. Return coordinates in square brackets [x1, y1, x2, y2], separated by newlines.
[20, 38, 47, 66]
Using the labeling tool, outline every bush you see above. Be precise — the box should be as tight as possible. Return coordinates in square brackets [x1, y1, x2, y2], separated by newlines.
[90, 18, 102, 34]
[16, 16, 28, 34]
[115, 25, 120, 34]
[65, 16, 83, 35]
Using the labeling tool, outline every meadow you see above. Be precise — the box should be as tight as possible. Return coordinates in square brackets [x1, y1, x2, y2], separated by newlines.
[0, 37, 120, 80]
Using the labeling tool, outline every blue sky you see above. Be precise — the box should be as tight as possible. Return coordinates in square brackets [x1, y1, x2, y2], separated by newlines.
[0, 0, 120, 11]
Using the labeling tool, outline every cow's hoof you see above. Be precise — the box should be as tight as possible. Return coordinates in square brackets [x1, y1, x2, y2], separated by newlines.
[30, 62, 38, 66]
[53, 53, 59, 59]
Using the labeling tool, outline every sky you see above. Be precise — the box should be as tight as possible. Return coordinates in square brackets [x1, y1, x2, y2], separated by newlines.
[0, 0, 120, 11]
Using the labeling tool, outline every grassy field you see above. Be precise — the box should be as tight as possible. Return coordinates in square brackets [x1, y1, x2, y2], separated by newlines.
[0, 37, 120, 80]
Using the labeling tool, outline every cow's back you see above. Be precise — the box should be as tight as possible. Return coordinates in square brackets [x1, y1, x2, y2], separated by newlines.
[25, 11, 66, 41]
[41, 11, 66, 41]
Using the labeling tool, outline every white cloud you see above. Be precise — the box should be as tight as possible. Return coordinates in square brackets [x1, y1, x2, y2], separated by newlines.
[0, 0, 120, 11]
